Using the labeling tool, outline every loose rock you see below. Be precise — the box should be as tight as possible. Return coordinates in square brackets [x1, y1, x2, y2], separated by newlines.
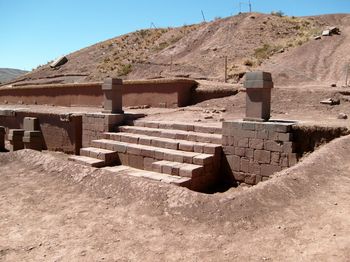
[337, 113, 348, 119]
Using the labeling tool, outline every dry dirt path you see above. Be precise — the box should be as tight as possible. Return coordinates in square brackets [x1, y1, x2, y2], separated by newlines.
[0, 135, 350, 261]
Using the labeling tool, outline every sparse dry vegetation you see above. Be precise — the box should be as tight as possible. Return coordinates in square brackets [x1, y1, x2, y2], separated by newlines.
[117, 63, 133, 76]
[10, 12, 343, 85]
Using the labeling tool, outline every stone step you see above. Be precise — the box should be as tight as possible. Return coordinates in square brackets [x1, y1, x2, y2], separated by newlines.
[129, 120, 222, 134]
[102, 166, 191, 187]
[68, 155, 105, 168]
[104, 132, 222, 155]
[151, 160, 203, 178]
[91, 139, 214, 166]
[80, 147, 118, 166]
[117, 126, 222, 144]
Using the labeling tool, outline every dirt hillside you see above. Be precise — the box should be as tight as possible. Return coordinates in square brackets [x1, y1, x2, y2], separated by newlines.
[5, 13, 350, 87]
[262, 14, 350, 87]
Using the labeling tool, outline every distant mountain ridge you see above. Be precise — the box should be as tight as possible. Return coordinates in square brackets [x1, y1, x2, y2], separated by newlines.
[0, 68, 28, 84]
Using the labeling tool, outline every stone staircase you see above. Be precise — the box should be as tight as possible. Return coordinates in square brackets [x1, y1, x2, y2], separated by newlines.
[69, 120, 223, 191]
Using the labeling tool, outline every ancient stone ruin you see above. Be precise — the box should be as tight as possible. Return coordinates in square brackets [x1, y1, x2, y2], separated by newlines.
[0, 73, 347, 192]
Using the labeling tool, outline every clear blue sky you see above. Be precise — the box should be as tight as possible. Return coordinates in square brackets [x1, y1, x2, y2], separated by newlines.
[1, 0, 349, 71]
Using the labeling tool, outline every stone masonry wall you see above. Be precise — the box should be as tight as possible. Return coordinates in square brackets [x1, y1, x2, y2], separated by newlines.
[222, 120, 298, 185]
[0, 109, 82, 154]
[82, 113, 124, 147]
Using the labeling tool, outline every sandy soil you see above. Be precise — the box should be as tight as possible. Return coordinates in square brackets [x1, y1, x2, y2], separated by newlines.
[0, 133, 350, 261]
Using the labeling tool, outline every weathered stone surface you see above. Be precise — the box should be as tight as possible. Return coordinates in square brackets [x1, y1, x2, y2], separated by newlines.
[50, 56, 68, 68]
[254, 150, 271, 164]
[237, 137, 249, 148]
[271, 152, 281, 165]
[233, 147, 244, 157]
[245, 148, 254, 160]
[102, 78, 123, 114]
[244, 71, 273, 121]
[264, 140, 283, 152]
[277, 132, 293, 142]
[240, 158, 249, 173]
[23, 117, 40, 131]
[245, 71, 273, 81]
[226, 155, 240, 172]
[249, 138, 264, 150]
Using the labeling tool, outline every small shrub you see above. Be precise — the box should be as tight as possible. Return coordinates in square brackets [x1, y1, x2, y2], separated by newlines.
[118, 64, 132, 76]
[243, 59, 253, 67]
[254, 44, 283, 62]
[271, 11, 284, 17]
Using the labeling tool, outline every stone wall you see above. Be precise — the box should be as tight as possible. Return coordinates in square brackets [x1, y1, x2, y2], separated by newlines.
[0, 109, 82, 154]
[82, 113, 124, 147]
[222, 120, 297, 185]
[0, 79, 197, 108]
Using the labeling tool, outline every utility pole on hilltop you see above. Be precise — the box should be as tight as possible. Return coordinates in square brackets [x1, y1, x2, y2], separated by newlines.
[239, 1, 252, 13]
[224, 56, 228, 83]
[201, 10, 206, 22]
[150, 22, 157, 29]
[345, 63, 350, 87]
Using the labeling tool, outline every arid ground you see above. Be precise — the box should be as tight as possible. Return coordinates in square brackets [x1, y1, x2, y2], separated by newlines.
[0, 133, 350, 261]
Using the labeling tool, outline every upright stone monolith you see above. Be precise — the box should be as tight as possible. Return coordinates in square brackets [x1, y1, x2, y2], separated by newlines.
[102, 78, 123, 114]
[244, 71, 274, 122]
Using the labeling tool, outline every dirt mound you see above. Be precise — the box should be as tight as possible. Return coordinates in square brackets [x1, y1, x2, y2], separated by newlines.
[7, 13, 349, 87]
[1, 134, 350, 260]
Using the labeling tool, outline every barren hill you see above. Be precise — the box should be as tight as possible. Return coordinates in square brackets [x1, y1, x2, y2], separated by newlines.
[261, 14, 350, 87]
[6, 13, 350, 87]
[0, 68, 28, 84]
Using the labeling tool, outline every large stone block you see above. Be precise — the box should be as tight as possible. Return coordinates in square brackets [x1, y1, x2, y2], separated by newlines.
[226, 155, 241, 172]
[8, 129, 25, 151]
[264, 140, 283, 152]
[254, 150, 271, 164]
[23, 117, 40, 131]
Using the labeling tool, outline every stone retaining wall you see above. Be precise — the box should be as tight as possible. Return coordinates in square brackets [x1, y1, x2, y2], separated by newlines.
[222, 120, 297, 185]
[82, 113, 124, 147]
[0, 79, 197, 108]
[0, 109, 82, 154]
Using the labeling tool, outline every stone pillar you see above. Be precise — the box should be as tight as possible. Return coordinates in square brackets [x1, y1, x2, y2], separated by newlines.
[244, 71, 274, 122]
[22, 117, 43, 151]
[102, 78, 123, 114]
[0, 126, 5, 151]
[8, 129, 25, 151]
[23, 117, 40, 131]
